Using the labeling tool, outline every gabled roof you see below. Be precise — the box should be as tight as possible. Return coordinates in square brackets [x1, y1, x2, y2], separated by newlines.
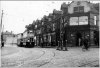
[69, 1, 99, 14]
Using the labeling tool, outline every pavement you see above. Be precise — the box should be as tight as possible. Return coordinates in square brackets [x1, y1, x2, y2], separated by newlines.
[1, 44, 100, 67]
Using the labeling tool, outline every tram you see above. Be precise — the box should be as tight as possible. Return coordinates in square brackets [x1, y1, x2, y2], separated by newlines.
[17, 32, 57, 48]
[17, 36, 35, 48]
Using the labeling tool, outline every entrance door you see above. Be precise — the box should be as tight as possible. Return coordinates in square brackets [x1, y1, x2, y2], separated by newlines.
[76, 32, 82, 46]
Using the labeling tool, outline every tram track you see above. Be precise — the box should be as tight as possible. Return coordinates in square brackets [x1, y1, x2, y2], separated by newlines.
[1, 48, 45, 67]
[17, 50, 46, 67]
[37, 51, 55, 67]
[18, 49, 56, 67]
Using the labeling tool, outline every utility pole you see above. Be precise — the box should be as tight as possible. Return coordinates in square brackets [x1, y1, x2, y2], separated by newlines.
[1, 10, 4, 32]
[0, 10, 4, 47]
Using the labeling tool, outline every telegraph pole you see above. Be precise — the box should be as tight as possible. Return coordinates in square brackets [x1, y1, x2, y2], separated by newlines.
[0, 10, 4, 47]
[1, 10, 4, 31]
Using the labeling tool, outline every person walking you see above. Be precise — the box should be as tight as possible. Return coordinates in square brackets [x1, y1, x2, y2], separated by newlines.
[1, 41, 4, 48]
[82, 36, 89, 51]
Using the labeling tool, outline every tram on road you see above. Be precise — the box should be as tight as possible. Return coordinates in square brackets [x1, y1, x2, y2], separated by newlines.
[17, 36, 35, 48]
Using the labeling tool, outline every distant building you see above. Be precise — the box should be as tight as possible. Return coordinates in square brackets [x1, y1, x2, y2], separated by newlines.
[3, 31, 17, 45]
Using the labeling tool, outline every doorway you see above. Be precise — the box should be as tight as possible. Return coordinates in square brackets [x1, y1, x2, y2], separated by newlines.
[76, 32, 82, 46]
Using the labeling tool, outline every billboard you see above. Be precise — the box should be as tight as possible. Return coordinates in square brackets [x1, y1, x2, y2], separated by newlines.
[79, 16, 88, 25]
[70, 16, 88, 25]
[70, 17, 78, 25]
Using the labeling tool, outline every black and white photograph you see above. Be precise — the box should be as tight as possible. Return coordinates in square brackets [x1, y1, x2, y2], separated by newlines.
[0, 0, 100, 68]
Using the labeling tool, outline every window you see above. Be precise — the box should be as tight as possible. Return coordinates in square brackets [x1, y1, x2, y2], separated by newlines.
[53, 24, 55, 31]
[42, 22, 44, 25]
[74, 6, 84, 13]
[94, 16, 96, 25]
[74, 7, 78, 12]
[79, 6, 84, 12]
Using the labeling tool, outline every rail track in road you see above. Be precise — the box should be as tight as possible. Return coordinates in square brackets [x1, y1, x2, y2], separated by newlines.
[1, 47, 99, 67]
[1, 47, 56, 67]
[19, 49, 56, 67]
[1, 48, 44, 67]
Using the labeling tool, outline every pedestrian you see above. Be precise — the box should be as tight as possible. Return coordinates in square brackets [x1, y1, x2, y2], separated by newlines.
[41, 38, 43, 48]
[1, 41, 4, 48]
[82, 36, 89, 51]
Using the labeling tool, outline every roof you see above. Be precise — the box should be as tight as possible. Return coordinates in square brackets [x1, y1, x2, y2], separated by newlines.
[3, 31, 13, 35]
[53, 9, 62, 14]
[61, 2, 68, 8]
[61, 2, 68, 9]
[87, 2, 99, 14]
[69, 1, 99, 14]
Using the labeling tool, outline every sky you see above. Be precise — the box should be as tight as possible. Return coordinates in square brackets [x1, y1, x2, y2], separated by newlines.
[0, 1, 100, 34]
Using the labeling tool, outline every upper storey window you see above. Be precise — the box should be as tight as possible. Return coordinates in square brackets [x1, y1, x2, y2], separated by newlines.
[74, 6, 84, 13]
[74, 7, 78, 12]
[79, 6, 84, 12]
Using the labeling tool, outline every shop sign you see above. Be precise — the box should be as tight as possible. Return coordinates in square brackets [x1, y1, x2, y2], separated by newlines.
[79, 16, 88, 25]
[70, 17, 78, 25]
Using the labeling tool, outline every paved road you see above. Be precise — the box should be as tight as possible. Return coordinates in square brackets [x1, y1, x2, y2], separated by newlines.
[1, 45, 99, 67]
[42, 47, 99, 67]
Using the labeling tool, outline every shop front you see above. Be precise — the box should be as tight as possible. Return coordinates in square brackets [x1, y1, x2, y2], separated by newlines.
[65, 25, 98, 47]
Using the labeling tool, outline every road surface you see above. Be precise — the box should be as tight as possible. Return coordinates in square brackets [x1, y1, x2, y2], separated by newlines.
[1, 45, 99, 67]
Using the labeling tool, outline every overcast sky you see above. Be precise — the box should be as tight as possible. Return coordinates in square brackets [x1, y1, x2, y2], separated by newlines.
[0, 1, 99, 34]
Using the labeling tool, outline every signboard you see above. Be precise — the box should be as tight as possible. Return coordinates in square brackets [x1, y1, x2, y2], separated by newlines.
[79, 16, 88, 25]
[70, 17, 78, 25]
[70, 16, 88, 25]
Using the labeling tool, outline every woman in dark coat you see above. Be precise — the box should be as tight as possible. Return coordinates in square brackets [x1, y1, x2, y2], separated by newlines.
[82, 36, 89, 50]
[1, 41, 4, 47]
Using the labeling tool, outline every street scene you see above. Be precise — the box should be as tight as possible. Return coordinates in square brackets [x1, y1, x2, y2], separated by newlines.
[1, 45, 99, 67]
[0, 1, 100, 68]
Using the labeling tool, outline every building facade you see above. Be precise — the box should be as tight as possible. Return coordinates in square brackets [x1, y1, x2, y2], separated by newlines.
[2, 31, 17, 45]
[25, 1, 99, 48]
[63, 1, 99, 46]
